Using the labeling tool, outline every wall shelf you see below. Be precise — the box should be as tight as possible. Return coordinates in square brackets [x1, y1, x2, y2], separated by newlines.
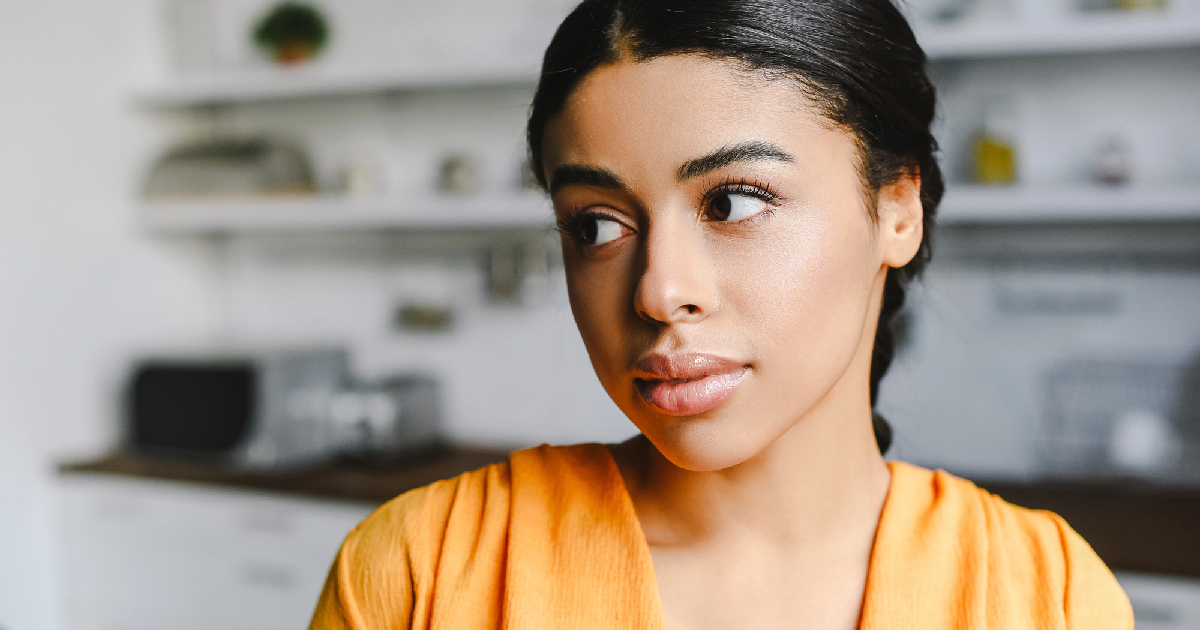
[135, 62, 539, 107]
[939, 185, 1200, 223]
[139, 186, 1200, 235]
[133, 14, 1200, 107]
[140, 194, 554, 235]
[919, 12, 1200, 60]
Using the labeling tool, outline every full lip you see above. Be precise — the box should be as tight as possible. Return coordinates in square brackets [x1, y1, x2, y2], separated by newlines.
[633, 352, 750, 416]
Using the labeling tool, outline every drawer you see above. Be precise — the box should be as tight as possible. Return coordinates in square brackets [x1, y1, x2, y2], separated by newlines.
[66, 538, 335, 630]
[59, 474, 374, 550]
[58, 475, 377, 630]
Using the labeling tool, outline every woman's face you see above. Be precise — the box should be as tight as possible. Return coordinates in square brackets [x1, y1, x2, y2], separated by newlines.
[541, 55, 921, 471]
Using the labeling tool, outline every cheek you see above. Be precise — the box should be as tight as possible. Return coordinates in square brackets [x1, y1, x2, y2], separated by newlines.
[562, 246, 639, 382]
[718, 210, 877, 373]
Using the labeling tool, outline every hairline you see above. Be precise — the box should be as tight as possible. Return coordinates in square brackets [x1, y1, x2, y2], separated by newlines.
[536, 50, 888, 222]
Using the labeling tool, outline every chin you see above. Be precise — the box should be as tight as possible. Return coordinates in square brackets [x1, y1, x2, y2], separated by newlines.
[638, 411, 779, 472]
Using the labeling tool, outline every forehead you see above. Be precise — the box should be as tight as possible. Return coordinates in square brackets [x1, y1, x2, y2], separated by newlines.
[541, 55, 843, 176]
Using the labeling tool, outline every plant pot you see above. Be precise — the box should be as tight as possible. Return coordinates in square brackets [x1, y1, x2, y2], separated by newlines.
[273, 42, 315, 65]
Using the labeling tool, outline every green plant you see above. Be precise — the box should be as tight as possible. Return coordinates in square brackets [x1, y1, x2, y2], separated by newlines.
[252, 2, 329, 63]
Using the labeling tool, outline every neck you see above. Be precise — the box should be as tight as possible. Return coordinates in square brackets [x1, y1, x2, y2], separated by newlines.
[613, 268, 893, 553]
[616, 398, 890, 553]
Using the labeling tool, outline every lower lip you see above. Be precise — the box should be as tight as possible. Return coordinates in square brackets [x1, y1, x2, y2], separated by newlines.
[635, 368, 748, 416]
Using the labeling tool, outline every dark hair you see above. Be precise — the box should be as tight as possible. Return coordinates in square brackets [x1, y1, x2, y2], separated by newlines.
[527, 0, 943, 455]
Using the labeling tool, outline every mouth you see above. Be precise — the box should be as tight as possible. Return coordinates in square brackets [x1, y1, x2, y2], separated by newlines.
[633, 353, 749, 416]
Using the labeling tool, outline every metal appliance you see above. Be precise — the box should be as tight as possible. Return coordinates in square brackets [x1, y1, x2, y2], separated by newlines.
[126, 348, 441, 469]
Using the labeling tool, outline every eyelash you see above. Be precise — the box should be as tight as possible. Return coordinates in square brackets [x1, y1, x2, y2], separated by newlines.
[555, 206, 611, 239]
[555, 177, 782, 243]
[702, 177, 781, 219]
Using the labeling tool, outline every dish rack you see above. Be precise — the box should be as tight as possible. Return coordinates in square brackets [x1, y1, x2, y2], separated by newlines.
[1039, 358, 1200, 485]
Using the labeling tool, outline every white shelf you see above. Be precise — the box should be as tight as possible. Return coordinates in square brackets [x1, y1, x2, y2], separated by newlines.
[136, 62, 539, 107]
[134, 14, 1200, 106]
[140, 194, 554, 234]
[919, 12, 1200, 59]
[939, 185, 1200, 223]
[140, 186, 1200, 235]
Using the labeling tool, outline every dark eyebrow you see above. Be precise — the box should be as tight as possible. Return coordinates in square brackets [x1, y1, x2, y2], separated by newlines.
[549, 164, 626, 194]
[676, 141, 795, 181]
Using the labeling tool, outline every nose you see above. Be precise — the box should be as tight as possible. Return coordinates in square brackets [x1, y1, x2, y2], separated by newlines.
[633, 217, 718, 325]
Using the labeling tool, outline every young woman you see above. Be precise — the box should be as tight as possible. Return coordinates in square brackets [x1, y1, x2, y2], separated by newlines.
[311, 1, 1132, 628]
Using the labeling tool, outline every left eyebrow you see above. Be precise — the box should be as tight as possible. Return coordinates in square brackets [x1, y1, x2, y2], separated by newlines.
[676, 141, 795, 181]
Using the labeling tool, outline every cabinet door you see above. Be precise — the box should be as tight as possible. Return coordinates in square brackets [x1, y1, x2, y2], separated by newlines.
[59, 475, 375, 630]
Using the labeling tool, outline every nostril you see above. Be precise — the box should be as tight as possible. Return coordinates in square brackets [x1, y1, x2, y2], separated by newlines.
[682, 304, 700, 315]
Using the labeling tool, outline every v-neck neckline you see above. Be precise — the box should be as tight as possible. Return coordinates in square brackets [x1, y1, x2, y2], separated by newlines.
[595, 444, 903, 630]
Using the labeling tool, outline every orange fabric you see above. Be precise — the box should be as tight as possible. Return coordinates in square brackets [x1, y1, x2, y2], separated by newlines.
[309, 444, 1132, 629]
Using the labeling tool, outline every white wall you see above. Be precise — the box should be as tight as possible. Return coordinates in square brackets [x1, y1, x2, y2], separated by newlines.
[0, 3, 224, 629]
[0, 3, 631, 627]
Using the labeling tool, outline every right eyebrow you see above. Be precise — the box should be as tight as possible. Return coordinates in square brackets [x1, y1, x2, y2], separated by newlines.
[677, 141, 795, 181]
[549, 164, 627, 194]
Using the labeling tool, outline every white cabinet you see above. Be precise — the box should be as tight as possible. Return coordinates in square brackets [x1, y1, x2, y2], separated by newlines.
[1117, 572, 1200, 630]
[58, 474, 374, 630]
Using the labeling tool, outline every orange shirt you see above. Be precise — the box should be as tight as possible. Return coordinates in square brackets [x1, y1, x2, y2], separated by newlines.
[310, 444, 1132, 629]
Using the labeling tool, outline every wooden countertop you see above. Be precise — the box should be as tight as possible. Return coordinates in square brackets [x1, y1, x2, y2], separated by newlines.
[59, 447, 512, 505]
[976, 479, 1200, 578]
[60, 452, 1200, 577]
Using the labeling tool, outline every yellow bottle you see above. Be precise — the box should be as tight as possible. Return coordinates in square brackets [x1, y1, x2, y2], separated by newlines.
[1118, 0, 1165, 11]
[974, 135, 1016, 185]
[973, 100, 1018, 185]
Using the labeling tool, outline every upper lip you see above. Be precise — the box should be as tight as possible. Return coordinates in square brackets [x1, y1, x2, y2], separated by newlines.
[633, 352, 747, 381]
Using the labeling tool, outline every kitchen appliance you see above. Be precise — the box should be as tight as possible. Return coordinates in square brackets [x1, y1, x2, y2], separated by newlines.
[326, 376, 442, 460]
[126, 348, 442, 469]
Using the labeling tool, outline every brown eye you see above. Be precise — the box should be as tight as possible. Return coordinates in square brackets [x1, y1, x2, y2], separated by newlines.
[711, 194, 733, 221]
[708, 192, 770, 222]
[578, 215, 628, 245]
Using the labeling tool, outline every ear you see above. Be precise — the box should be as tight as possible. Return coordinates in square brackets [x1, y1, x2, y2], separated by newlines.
[876, 172, 924, 269]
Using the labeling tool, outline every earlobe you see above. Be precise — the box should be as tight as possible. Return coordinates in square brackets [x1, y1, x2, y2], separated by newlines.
[878, 174, 924, 269]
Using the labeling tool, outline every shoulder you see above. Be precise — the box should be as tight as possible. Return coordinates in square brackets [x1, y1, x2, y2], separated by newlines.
[348, 442, 615, 557]
[346, 456, 512, 570]
[310, 443, 619, 630]
[310, 458, 512, 629]
[888, 461, 1079, 557]
[874, 462, 1133, 629]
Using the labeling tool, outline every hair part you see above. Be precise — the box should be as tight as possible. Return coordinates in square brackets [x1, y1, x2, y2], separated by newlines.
[528, 0, 944, 454]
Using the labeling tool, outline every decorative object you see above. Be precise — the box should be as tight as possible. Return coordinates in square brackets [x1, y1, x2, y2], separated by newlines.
[486, 243, 524, 303]
[437, 153, 480, 194]
[518, 157, 541, 190]
[393, 303, 455, 332]
[1091, 135, 1133, 186]
[1079, 0, 1166, 10]
[252, 2, 330, 65]
[143, 138, 315, 198]
[1109, 407, 1179, 475]
[336, 154, 386, 198]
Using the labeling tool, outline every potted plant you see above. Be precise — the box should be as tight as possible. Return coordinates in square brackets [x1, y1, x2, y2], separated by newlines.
[253, 2, 329, 65]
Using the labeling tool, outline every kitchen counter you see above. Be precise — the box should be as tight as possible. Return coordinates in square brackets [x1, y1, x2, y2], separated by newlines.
[59, 452, 1200, 577]
[977, 479, 1200, 578]
[59, 447, 512, 505]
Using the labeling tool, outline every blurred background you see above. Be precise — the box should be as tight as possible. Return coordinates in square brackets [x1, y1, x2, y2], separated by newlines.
[1, 0, 1199, 628]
